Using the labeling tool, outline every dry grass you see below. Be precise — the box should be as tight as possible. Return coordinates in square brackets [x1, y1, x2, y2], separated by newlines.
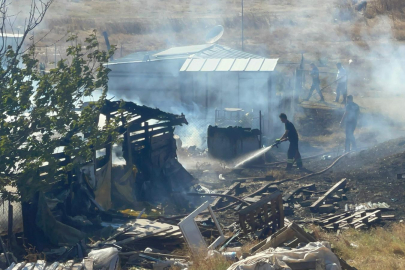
[376, 0, 405, 12]
[314, 223, 405, 270]
[185, 253, 233, 270]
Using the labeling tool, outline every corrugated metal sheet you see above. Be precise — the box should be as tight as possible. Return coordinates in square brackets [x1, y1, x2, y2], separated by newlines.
[201, 59, 221, 71]
[230, 59, 250, 71]
[180, 58, 278, 72]
[245, 59, 265, 71]
[260, 59, 278, 71]
[187, 59, 206, 71]
[108, 44, 266, 65]
[154, 44, 213, 57]
[180, 58, 192, 72]
[196, 45, 262, 59]
[216, 59, 235, 71]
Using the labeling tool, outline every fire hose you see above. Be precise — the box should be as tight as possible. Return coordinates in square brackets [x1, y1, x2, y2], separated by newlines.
[162, 151, 351, 220]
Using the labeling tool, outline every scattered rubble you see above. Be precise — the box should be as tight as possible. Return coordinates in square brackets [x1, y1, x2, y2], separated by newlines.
[3, 100, 405, 270]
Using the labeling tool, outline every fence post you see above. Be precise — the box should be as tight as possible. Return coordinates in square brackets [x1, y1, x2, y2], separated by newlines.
[54, 43, 57, 68]
[294, 68, 303, 107]
[8, 201, 13, 249]
[259, 110, 262, 148]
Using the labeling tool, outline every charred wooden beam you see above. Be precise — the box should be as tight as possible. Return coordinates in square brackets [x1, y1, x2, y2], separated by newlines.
[310, 178, 347, 212]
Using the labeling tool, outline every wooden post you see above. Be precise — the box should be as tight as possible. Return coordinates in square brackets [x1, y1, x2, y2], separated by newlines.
[8, 201, 13, 249]
[144, 122, 151, 159]
[121, 112, 132, 167]
[294, 68, 303, 107]
[238, 73, 240, 108]
[259, 110, 262, 147]
[205, 73, 209, 119]
[66, 154, 73, 216]
[54, 43, 57, 68]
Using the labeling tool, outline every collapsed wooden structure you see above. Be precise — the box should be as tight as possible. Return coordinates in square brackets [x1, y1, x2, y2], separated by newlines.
[22, 100, 196, 249]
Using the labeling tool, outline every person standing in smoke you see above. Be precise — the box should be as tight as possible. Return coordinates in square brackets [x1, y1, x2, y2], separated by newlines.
[335, 63, 348, 103]
[278, 113, 303, 170]
[304, 63, 324, 102]
[340, 95, 359, 152]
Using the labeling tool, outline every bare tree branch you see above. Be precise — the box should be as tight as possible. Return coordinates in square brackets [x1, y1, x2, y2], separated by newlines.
[0, 0, 54, 78]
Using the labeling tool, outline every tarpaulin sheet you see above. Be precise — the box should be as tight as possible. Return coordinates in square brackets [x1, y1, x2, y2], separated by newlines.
[36, 193, 85, 246]
[113, 168, 135, 204]
[227, 242, 342, 270]
[94, 153, 112, 210]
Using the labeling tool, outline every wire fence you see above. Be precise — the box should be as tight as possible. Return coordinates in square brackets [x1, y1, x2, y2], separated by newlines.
[0, 197, 23, 236]
[174, 118, 215, 149]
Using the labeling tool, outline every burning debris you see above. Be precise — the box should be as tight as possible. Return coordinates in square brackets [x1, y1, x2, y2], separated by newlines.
[3, 1, 405, 269]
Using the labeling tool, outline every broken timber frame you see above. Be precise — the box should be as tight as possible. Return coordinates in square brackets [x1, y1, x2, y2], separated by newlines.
[310, 178, 347, 212]
[211, 182, 241, 209]
[238, 190, 284, 235]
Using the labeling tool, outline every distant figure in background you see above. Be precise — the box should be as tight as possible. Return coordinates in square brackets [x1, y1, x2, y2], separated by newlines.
[39, 62, 45, 75]
[278, 113, 303, 170]
[340, 95, 359, 152]
[353, 0, 367, 12]
[304, 63, 324, 102]
[335, 63, 348, 104]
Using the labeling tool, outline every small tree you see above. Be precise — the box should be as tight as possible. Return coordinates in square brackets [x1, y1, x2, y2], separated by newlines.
[0, 31, 119, 201]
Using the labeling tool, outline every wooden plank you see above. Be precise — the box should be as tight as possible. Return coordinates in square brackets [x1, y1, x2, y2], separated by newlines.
[128, 121, 171, 134]
[243, 196, 261, 203]
[211, 182, 241, 208]
[115, 226, 173, 245]
[319, 212, 351, 225]
[119, 251, 189, 260]
[328, 212, 367, 230]
[130, 127, 171, 142]
[82, 259, 93, 270]
[310, 179, 347, 211]
[349, 210, 381, 227]
[283, 184, 315, 202]
[239, 190, 281, 215]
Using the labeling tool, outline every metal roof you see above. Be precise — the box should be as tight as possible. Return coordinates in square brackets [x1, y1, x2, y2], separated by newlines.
[108, 44, 266, 65]
[180, 58, 278, 72]
[154, 44, 213, 57]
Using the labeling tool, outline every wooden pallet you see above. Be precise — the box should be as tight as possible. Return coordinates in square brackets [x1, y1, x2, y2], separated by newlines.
[316, 210, 382, 230]
[238, 190, 284, 235]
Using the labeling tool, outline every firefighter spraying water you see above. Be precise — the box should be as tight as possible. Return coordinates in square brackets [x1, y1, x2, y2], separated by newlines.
[234, 113, 303, 170]
[233, 138, 282, 168]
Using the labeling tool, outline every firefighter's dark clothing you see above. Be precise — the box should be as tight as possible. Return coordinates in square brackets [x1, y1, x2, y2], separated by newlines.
[285, 121, 302, 169]
[335, 67, 348, 103]
[306, 66, 324, 101]
[344, 101, 359, 152]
